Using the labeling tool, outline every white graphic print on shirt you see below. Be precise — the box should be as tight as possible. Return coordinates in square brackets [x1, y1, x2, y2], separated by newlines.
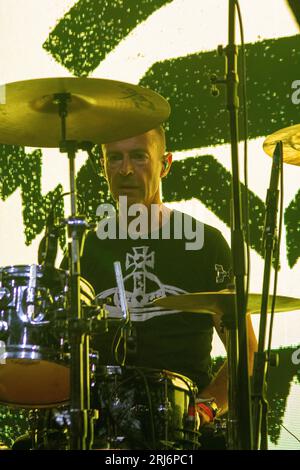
[96, 246, 187, 322]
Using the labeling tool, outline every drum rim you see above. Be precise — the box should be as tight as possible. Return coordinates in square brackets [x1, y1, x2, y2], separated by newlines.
[0, 265, 94, 298]
[97, 365, 197, 393]
[0, 264, 66, 276]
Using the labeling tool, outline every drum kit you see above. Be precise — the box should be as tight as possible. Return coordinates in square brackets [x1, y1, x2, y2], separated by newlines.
[0, 76, 200, 451]
[0, 75, 300, 450]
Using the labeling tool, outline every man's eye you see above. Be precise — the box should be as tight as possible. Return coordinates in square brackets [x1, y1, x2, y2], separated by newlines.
[132, 152, 147, 161]
[107, 154, 122, 162]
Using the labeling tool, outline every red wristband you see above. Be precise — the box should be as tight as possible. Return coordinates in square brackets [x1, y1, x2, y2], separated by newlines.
[196, 402, 214, 422]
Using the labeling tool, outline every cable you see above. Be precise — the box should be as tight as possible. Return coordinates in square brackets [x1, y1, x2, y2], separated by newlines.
[111, 320, 127, 366]
[45, 191, 85, 230]
[235, 0, 251, 302]
[267, 153, 284, 364]
[135, 367, 156, 449]
[80, 141, 102, 180]
[44, 191, 70, 232]
[280, 424, 300, 444]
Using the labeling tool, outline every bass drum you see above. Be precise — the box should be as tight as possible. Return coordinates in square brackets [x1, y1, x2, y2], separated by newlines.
[93, 366, 199, 450]
[0, 264, 97, 408]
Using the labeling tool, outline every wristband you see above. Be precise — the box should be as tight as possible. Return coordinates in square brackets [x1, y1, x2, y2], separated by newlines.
[196, 402, 215, 422]
[196, 398, 219, 421]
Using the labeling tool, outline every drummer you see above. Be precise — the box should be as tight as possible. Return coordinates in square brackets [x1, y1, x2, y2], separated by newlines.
[79, 125, 258, 427]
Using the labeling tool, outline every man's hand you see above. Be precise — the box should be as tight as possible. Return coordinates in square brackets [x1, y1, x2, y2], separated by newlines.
[188, 400, 218, 429]
[196, 405, 214, 427]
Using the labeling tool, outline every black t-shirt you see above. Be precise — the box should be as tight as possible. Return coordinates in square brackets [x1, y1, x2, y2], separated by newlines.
[76, 210, 232, 391]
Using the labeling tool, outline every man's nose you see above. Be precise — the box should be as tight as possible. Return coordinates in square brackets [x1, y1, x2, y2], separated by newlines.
[119, 156, 134, 175]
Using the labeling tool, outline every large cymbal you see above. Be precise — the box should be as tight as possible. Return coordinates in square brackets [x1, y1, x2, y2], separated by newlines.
[153, 290, 300, 315]
[263, 124, 300, 166]
[0, 77, 170, 147]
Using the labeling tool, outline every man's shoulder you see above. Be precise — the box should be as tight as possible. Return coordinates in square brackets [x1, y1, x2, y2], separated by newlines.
[172, 209, 225, 239]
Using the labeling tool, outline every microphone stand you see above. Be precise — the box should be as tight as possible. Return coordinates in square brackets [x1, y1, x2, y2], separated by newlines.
[252, 142, 282, 450]
[54, 93, 97, 450]
[113, 261, 136, 366]
[213, 1, 252, 449]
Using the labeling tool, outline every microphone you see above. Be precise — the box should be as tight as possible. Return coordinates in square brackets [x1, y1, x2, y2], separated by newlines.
[262, 141, 282, 251]
[113, 261, 137, 363]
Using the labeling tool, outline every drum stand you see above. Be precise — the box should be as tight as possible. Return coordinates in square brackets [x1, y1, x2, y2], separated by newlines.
[252, 142, 282, 449]
[213, 1, 252, 449]
[54, 93, 97, 450]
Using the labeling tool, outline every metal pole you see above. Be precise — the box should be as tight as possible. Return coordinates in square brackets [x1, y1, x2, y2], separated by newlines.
[54, 93, 95, 450]
[226, 0, 252, 449]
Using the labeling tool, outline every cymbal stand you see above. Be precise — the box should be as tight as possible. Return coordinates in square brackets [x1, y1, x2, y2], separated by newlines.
[213, 1, 252, 449]
[252, 142, 282, 449]
[54, 93, 97, 450]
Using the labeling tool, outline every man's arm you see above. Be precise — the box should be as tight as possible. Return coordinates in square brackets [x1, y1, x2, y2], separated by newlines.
[197, 313, 258, 424]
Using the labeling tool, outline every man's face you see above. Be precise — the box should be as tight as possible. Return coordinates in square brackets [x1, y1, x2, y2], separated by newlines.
[102, 130, 167, 208]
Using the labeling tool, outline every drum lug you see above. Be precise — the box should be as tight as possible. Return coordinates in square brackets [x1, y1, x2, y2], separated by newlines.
[0, 320, 9, 340]
[0, 287, 10, 307]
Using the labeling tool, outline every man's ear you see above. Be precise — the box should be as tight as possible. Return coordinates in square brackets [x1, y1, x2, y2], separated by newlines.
[160, 152, 173, 177]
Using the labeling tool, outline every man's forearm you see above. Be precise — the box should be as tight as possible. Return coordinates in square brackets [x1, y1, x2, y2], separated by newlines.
[198, 360, 228, 415]
[198, 314, 257, 417]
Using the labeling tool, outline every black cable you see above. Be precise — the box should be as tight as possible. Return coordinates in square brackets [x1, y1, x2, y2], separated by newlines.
[45, 191, 70, 232]
[280, 423, 300, 444]
[287, 0, 300, 28]
[267, 154, 284, 363]
[111, 320, 127, 366]
[44, 191, 85, 230]
[105, 371, 133, 446]
[235, 0, 250, 302]
[106, 367, 156, 449]
[135, 367, 156, 449]
[38, 191, 71, 265]
[80, 141, 102, 179]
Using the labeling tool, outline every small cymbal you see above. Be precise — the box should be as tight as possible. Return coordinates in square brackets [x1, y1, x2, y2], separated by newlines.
[153, 290, 300, 315]
[263, 124, 300, 166]
[0, 77, 170, 147]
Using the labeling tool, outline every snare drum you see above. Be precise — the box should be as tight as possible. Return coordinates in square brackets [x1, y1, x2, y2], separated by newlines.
[94, 366, 198, 450]
[0, 264, 96, 408]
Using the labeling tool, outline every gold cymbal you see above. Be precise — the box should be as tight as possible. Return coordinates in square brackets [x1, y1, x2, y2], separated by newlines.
[0, 77, 170, 147]
[153, 290, 300, 315]
[263, 124, 300, 166]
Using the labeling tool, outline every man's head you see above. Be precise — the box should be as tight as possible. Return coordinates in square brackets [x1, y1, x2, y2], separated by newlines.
[101, 126, 172, 208]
